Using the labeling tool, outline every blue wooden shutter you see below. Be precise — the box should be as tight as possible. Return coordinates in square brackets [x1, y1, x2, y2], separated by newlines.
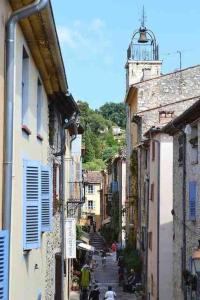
[23, 160, 41, 250]
[41, 166, 52, 232]
[189, 181, 197, 221]
[0, 230, 8, 300]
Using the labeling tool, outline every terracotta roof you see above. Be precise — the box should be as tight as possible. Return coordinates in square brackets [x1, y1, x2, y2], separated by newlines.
[85, 171, 102, 184]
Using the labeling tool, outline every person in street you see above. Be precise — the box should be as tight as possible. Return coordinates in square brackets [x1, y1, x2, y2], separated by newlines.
[104, 286, 116, 299]
[111, 241, 117, 262]
[80, 288, 88, 300]
[89, 284, 100, 300]
[81, 264, 91, 290]
[101, 248, 107, 267]
[118, 264, 124, 285]
[93, 221, 96, 233]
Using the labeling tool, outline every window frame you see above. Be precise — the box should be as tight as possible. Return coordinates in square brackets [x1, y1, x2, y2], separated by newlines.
[37, 79, 43, 139]
[88, 184, 94, 194]
[21, 47, 30, 131]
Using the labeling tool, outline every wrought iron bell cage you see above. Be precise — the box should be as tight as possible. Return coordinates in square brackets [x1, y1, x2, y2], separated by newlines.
[127, 26, 159, 61]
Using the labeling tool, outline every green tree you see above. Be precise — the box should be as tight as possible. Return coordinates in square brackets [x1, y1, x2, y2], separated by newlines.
[97, 102, 126, 129]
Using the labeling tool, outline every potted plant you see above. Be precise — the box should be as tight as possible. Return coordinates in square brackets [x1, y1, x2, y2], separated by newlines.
[71, 275, 80, 291]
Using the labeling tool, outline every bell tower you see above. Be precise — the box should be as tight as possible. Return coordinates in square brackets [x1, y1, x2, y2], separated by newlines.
[125, 8, 162, 90]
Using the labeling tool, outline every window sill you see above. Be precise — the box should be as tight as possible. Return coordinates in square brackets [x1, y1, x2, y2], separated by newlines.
[37, 134, 43, 141]
[22, 125, 31, 135]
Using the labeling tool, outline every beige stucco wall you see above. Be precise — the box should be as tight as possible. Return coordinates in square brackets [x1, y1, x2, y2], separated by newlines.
[81, 183, 101, 228]
[9, 23, 50, 299]
[148, 139, 159, 299]
[147, 134, 173, 300]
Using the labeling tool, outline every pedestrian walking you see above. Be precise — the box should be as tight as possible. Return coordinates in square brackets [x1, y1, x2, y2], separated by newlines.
[81, 264, 91, 290]
[89, 284, 100, 300]
[104, 286, 116, 299]
[93, 221, 96, 233]
[80, 288, 89, 300]
[111, 241, 117, 262]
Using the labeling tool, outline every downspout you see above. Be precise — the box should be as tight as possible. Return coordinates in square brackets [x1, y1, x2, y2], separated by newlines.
[3, 0, 48, 298]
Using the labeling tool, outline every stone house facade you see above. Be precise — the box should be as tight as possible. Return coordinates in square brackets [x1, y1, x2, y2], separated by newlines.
[125, 21, 200, 299]
[164, 99, 200, 300]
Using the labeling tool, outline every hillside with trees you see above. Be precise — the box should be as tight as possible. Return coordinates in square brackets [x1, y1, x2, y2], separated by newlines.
[78, 101, 126, 171]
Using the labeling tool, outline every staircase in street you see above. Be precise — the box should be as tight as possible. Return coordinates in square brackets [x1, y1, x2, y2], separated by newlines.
[89, 232, 105, 250]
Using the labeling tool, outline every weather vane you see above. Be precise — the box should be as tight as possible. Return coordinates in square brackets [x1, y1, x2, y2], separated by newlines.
[140, 6, 147, 28]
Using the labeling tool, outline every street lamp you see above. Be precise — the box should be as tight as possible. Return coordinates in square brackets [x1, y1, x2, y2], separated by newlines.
[192, 240, 200, 296]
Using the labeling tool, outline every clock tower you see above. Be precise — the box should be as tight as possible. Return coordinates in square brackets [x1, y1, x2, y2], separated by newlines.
[125, 9, 162, 90]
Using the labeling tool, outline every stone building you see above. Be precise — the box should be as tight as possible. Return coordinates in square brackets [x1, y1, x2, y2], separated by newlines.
[125, 17, 200, 299]
[164, 99, 200, 300]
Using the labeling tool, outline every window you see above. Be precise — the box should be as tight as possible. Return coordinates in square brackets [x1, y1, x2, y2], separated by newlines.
[148, 231, 152, 250]
[189, 181, 197, 221]
[22, 47, 29, 127]
[88, 200, 94, 210]
[88, 185, 94, 194]
[37, 79, 43, 136]
[23, 160, 41, 250]
[151, 274, 154, 296]
[152, 141, 155, 161]
[0, 230, 8, 300]
[150, 183, 154, 202]
[144, 149, 148, 169]
[23, 160, 52, 250]
[141, 226, 146, 251]
[41, 166, 52, 232]
[189, 125, 198, 164]
[178, 134, 184, 164]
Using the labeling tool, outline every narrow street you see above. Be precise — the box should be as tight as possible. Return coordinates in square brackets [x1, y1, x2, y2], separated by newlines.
[92, 253, 137, 300]
[89, 233, 137, 300]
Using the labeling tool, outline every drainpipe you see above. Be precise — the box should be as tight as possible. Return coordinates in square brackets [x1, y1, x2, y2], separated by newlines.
[3, 0, 48, 298]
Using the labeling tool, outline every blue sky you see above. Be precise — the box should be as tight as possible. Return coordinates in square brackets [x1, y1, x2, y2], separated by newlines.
[51, 0, 200, 109]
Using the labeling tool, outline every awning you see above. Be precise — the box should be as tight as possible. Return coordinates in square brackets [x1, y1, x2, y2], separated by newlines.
[77, 242, 95, 252]
[80, 232, 90, 244]
[102, 217, 111, 225]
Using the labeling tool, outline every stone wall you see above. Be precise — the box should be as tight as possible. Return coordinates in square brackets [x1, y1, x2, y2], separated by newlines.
[135, 65, 200, 136]
[45, 213, 61, 299]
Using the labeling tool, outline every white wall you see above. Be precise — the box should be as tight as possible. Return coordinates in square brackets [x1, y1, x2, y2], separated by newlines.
[159, 134, 173, 300]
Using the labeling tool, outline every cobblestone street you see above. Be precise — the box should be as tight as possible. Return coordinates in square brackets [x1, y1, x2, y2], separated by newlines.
[92, 253, 137, 300]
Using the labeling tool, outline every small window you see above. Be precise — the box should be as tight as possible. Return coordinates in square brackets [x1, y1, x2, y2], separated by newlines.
[178, 134, 184, 164]
[152, 141, 155, 161]
[144, 149, 148, 169]
[150, 183, 154, 202]
[189, 125, 198, 164]
[149, 231, 152, 250]
[22, 47, 29, 126]
[88, 185, 94, 194]
[189, 181, 197, 221]
[88, 200, 93, 210]
[37, 79, 43, 136]
[151, 274, 154, 296]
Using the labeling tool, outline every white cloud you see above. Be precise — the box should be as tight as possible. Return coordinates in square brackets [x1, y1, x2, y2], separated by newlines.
[57, 18, 111, 61]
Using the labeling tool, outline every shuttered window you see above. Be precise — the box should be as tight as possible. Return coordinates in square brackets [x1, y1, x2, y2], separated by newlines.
[23, 160, 41, 250]
[189, 181, 197, 221]
[0, 230, 8, 300]
[41, 166, 52, 232]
